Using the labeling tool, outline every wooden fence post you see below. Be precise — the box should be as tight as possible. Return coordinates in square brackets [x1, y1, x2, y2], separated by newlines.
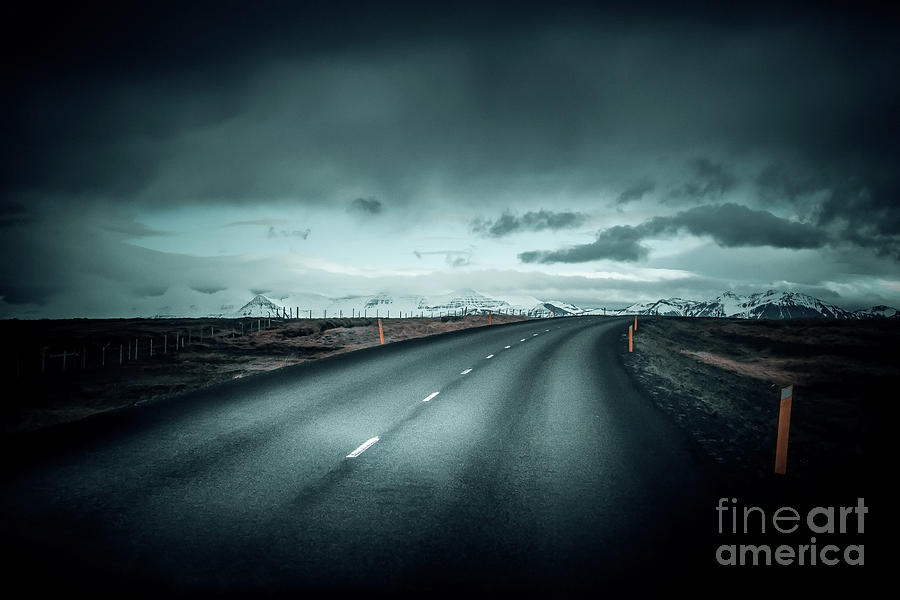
[775, 385, 794, 475]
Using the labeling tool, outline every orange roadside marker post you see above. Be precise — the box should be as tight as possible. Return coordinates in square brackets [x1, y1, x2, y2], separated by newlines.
[634, 315, 637, 332]
[488, 312, 492, 325]
[774, 384, 794, 474]
[628, 325, 633, 352]
[378, 319, 385, 345]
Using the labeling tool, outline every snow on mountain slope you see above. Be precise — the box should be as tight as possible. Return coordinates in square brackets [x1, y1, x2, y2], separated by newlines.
[734, 290, 852, 319]
[852, 305, 900, 319]
[615, 290, 855, 319]
[534, 300, 584, 316]
[614, 298, 696, 316]
[233, 295, 283, 318]
[217, 288, 876, 321]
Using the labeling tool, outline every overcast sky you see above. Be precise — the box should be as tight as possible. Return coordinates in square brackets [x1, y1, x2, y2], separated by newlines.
[2, 1, 899, 317]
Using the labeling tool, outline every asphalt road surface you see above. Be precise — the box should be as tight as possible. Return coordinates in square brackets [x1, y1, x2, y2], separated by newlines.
[1, 317, 718, 594]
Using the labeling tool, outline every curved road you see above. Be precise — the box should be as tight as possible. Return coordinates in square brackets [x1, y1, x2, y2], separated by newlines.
[1, 317, 715, 593]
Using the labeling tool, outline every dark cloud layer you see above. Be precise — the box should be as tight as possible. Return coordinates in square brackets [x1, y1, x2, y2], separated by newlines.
[668, 159, 738, 201]
[520, 204, 827, 263]
[413, 249, 472, 268]
[267, 227, 310, 240]
[472, 210, 587, 237]
[348, 198, 383, 216]
[1, 2, 899, 315]
[191, 285, 228, 295]
[3, 2, 898, 212]
[616, 180, 656, 204]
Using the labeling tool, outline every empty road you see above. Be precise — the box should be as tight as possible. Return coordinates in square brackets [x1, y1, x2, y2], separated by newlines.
[1, 317, 715, 593]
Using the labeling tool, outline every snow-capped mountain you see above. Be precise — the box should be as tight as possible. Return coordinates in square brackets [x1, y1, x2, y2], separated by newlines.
[611, 297, 697, 317]
[707, 290, 851, 319]
[852, 305, 900, 319]
[230, 289, 536, 319]
[217, 288, 889, 321]
[534, 300, 584, 316]
[614, 290, 856, 319]
[417, 288, 510, 314]
[233, 294, 284, 318]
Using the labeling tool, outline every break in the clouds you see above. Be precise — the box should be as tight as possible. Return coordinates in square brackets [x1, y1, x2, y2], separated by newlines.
[1, 2, 899, 316]
[472, 210, 588, 237]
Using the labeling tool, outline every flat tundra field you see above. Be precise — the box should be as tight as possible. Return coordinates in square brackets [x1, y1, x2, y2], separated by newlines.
[2, 314, 897, 495]
[620, 317, 899, 490]
[0, 314, 528, 434]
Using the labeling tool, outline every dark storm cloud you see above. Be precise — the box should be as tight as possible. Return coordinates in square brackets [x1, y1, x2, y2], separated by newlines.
[0, 201, 32, 227]
[756, 163, 822, 202]
[133, 285, 168, 298]
[520, 203, 827, 264]
[348, 198, 383, 216]
[616, 180, 656, 204]
[3, 2, 897, 213]
[669, 159, 738, 201]
[472, 210, 587, 237]
[519, 225, 648, 263]
[225, 219, 289, 227]
[413, 249, 472, 268]
[753, 162, 900, 259]
[100, 216, 167, 238]
[267, 227, 310, 239]
[658, 204, 827, 248]
[816, 176, 900, 259]
[191, 285, 228, 295]
[0, 281, 61, 306]
[1, 2, 899, 316]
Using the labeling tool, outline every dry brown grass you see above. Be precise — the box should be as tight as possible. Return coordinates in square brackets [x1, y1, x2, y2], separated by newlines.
[1, 314, 529, 433]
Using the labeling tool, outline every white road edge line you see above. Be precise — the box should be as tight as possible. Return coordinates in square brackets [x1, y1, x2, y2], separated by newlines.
[460, 368, 473, 375]
[485, 354, 494, 359]
[346, 436, 380, 458]
[422, 391, 440, 402]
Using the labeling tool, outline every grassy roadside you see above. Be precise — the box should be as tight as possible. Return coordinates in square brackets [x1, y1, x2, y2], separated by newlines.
[618, 317, 899, 491]
[1, 314, 530, 435]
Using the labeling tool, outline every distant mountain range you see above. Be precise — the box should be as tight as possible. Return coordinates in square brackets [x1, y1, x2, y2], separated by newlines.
[607, 290, 898, 320]
[225, 288, 897, 320]
[233, 289, 552, 318]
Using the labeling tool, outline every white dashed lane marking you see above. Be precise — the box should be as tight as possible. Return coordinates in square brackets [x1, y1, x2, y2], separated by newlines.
[485, 354, 494, 359]
[460, 368, 473, 375]
[346, 437, 380, 458]
[504, 345, 511, 349]
[520, 338, 526, 342]
[422, 392, 440, 402]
